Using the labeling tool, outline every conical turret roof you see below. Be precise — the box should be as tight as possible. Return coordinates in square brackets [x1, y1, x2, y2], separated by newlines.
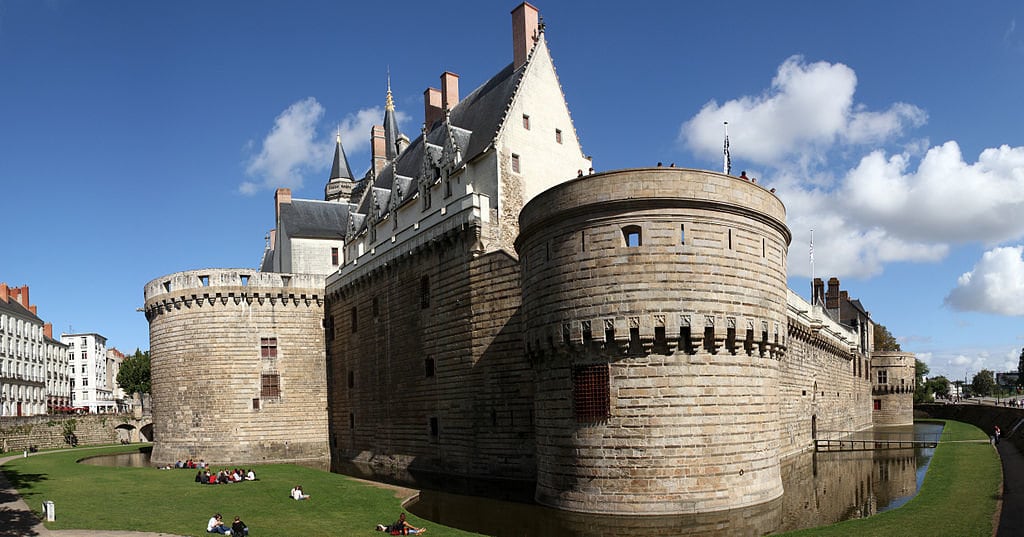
[330, 131, 354, 180]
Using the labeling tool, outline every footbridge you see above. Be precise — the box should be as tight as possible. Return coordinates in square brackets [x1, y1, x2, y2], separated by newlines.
[815, 430, 941, 452]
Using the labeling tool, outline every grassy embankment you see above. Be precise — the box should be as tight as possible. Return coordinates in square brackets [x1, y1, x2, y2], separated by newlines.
[781, 419, 1000, 537]
[1, 419, 1001, 537]
[2, 444, 481, 537]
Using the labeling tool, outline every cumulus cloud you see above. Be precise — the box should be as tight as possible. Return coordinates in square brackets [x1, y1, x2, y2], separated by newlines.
[945, 246, 1024, 315]
[241, 97, 330, 195]
[680, 56, 925, 166]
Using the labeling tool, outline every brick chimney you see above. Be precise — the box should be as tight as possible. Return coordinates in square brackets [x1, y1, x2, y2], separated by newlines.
[44, 323, 53, 339]
[10, 285, 29, 309]
[826, 277, 841, 310]
[274, 188, 291, 230]
[512, 2, 540, 70]
[423, 88, 443, 132]
[441, 71, 459, 111]
[0, 283, 8, 303]
[811, 278, 825, 305]
[371, 125, 387, 174]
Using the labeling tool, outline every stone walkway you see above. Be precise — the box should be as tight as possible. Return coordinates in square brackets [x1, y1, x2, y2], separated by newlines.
[0, 450, 183, 537]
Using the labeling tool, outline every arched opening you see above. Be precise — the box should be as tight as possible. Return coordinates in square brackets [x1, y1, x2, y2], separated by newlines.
[115, 424, 136, 444]
[139, 423, 154, 442]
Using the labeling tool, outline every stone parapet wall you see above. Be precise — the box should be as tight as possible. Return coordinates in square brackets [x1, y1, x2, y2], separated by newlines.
[0, 413, 143, 452]
[144, 269, 329, 467]
[517, 168, 790, 514]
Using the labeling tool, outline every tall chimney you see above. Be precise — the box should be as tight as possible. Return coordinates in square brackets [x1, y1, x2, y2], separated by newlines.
[441, 72, 460, 111]
[274, 188, 292, 230]
[44, 323, 53, 339]
[0, 283, 8, 303]
[371, 125, 387, 174]
[423, 88, 443, 132]
[511, 2, 540, 70]
[16, 285, 29, 309]
[826, 277, 840, 310]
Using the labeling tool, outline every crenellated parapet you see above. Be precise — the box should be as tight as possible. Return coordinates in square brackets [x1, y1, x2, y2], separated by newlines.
[144, 269, 325, 320]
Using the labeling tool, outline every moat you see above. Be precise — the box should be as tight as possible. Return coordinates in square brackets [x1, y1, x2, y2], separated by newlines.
[81, 423, 939, 536]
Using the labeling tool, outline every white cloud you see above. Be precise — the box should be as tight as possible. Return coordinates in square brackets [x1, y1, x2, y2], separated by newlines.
[333, 107, 411, 157]
[679, 55, 924, 166]
[242, 97, 330, 195]
[945, 246, 1024, 315]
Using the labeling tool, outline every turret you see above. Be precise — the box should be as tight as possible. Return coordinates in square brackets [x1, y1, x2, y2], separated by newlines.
[325, 131, 355, 202]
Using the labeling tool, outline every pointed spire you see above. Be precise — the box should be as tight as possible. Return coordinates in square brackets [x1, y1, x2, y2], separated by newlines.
[330, 128, 354, 180]
[383, 73, 400, 161]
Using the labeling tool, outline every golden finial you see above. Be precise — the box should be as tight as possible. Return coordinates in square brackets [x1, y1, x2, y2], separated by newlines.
[385, 68, 394, 112]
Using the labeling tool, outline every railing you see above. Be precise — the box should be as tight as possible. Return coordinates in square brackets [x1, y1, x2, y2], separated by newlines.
[815, 429, 941, 452]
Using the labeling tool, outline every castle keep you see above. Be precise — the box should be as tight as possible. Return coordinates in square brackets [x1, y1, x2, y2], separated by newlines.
[145, 3, 913, 515]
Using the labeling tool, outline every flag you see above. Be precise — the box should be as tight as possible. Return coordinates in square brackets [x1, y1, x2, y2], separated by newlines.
[723, 122, 731, 175]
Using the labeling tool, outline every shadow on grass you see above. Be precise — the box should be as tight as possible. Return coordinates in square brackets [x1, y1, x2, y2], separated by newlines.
[0, 467, 47, 537]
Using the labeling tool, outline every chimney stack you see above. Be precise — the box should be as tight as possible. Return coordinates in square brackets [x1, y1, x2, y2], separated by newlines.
[44, 323, 53, 339]
[274, 188, 292, 230]
[511, 2, 540, 70]
[811, 278, 825, 305]
[441, 71, 460, 111]
[371, 125, 387, 174]
[826, 277, 840, 310]
[0, 283, 8, 303]
[423, 88, 443, 132]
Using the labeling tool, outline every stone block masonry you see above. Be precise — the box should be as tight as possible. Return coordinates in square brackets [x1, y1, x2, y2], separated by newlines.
[144, 269, 329, 467]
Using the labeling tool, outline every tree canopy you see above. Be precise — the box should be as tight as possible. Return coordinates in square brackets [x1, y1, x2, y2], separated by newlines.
[1018, 347, 1024, 380]
[117, 348, 151, 405]
[913, 359, 931, 403]
[971, 369, 996, 397]
[873, 322, 901, 352]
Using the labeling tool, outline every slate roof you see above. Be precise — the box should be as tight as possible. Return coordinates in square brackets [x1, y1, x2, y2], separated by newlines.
[280, 200, 350, 240]
[330, 135, 354, 180]
[0, 296, 41, 322]
[344, 61, 526, 237]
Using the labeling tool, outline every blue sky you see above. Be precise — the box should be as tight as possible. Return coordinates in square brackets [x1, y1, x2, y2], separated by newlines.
[2, 1, 1022, 382]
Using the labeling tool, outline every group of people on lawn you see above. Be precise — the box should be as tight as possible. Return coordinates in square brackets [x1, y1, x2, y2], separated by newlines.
[196, 468, 256, 484]
[206, 513, 247, 535]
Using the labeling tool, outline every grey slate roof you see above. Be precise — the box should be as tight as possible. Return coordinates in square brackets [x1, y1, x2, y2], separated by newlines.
[280, 200, 350, 240]
[0, 296, 41, 322]
[330, 135, 354, 180]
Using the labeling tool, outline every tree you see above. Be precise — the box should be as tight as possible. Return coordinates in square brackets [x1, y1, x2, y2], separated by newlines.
[1018, 347, 1024, 382]
[913, 359, 931, 403]
[117, 348, 151, 410]
[971, 369, 996, 397]
[873, 322, 901, 352]
[926, 376, 950, 399]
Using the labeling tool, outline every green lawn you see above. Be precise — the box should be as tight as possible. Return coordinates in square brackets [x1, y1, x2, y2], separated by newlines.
[1, 420, 1002, 537]
[2, 445, 482, 537]
[779, 419, 1000, 537]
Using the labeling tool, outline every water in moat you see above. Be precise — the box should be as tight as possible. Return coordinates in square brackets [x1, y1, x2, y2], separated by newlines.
[81, 423, 941, 536]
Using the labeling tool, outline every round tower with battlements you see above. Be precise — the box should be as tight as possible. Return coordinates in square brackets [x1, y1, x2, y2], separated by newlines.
[516, 167, 792, 514]
[143, 269, 329, 467]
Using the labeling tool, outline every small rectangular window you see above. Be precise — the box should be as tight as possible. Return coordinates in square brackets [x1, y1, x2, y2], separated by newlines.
[522, 114, 530, 130]
[555, 129, 562, 144]
[877, 370, 888, 384]
[762, 238, 766, 257]
[511, 154, 521, 174]
[429, 417, 439, 438]
[331, 247, 339, 266]
[873, 399, 882, 411]
[349, 412, 355, 429]
[372, 297, 380, 318]
[200, 275, 210, 286]
[347, 370, 354, 389]
[727, 229, 733, 250]
[351, 307, 358, 333]
[252, 398, 260, 410]
[425, 357, 435, 378]
[261, 373, 280, 398]
[680, 224, 685, 245]
[260, 337, 277, 359]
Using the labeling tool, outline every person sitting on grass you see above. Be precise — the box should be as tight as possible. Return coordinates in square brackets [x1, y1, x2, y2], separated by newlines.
[231, 515, 249, 536]
[207, 513, 231, 535]
[245, 468, 256, 481]
[291, 484, 310, 500]
[378, 513, 425, 535]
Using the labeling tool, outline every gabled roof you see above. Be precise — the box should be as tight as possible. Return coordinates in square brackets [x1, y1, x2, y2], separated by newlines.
[280, 200, 350, 240]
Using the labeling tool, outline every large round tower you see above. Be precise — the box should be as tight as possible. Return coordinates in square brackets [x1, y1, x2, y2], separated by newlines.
[516, 167, 792, 514]
[144, 269, 329, 466]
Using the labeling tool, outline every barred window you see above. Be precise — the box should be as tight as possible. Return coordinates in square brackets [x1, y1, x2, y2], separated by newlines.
[260, 337, 277, 359]
[572, 364, 610, 423]
[261, 373, 280, 398]
[877, 370, 888, 384]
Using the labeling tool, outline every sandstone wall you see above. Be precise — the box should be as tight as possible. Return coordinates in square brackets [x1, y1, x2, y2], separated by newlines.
[0, 413, 145, 452]
[144, 269, 329, 466]
[326, 228, 534, 482]
[871, 352, 915, 426]
[516, 167, 791, 514]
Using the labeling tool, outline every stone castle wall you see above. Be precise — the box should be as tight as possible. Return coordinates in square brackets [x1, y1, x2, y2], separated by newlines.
[0, 413, 146, 452]
[871, 351, 915, 426]
[325, 228, 535, 482]
[143, 269, 329, 466]
[516, 168, 791, 514]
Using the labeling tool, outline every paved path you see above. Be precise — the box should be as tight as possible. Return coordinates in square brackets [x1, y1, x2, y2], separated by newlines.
[0, 449, 183, 537]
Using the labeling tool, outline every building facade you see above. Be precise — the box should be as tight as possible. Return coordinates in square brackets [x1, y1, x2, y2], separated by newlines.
[146, 2, 913, 515]
[0, 284, 47, 416]
[61, 332, 116, 413]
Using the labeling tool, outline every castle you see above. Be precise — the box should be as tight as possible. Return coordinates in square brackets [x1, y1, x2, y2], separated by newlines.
[144, 3, 914, 515]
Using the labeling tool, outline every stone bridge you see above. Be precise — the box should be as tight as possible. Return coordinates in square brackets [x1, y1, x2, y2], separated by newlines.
[0, 412, 153, 452]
